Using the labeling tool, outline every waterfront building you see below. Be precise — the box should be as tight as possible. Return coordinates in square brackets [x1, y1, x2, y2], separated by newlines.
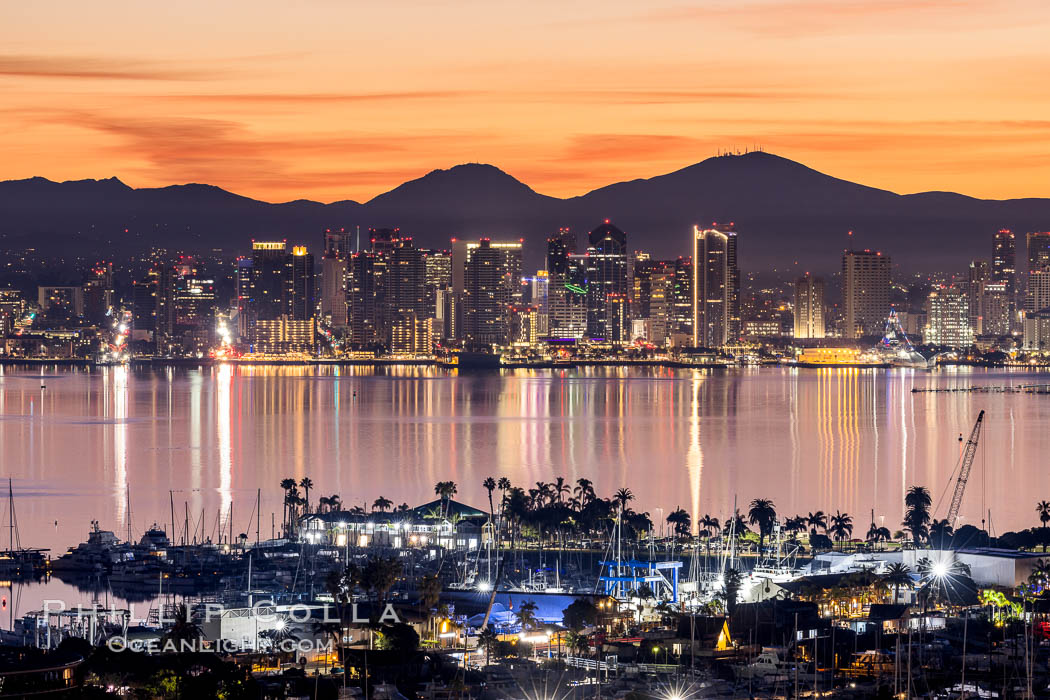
[692, 225, 731, 347]
[993, 228, 1016, 288]
[794, 273, 825, 339]
[424, 249, 452, 320]
[131, 269, 158, 341]
[671, 257, 694, 338]
[390, 313, 432, 355]
[584, 221, 630, 342]
[508, 304, 540, 346]
[842, 249, 891, 338]
[81, 261, 113, 321]
[924, 285, 972, 347]
[1028, 267, 1050, 315]
[253, 316, 316, 354]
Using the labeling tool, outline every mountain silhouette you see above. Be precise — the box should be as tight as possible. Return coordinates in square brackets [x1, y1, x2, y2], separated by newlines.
[2, 152, 1048, 272]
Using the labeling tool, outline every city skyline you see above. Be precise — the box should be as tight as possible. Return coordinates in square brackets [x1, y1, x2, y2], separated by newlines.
[4, 1, 1050, 202]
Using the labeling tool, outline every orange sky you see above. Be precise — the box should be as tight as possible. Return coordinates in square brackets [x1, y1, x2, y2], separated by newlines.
[3, 0, 1050, 203]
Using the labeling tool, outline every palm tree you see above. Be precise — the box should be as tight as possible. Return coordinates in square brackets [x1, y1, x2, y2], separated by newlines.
[903, 485, 932, 547]
[881, 562, 912, 603]
[318, 496, 331, 513]
[162, 603, 203, 647]
[1038, 500, 1050, 551]
[667, 507, 692, 541]
[418, 574, 442, 614]
[372, 496, 393, 513]
[299, 477, 314, 514]
[747, 498, 777, 551]
[434, 481, 458, 518]
[328, 494, 342, 512]
[515, 600, 538, 631]
[483, 477, 497, 519]
[574, 478, 595, 506]
[478, 626, 500, 665]
[280, 478, 296, 531]
[807, 511, 827, 538]
[613, 488, 634, 512]
[699, 514, 720, 555]
[830, 511, 854, 549]
[553, 477, 570, 504]
[929, 518, 954, 546]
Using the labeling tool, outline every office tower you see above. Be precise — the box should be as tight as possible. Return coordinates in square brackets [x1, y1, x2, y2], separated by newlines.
[545, 229, 586, 339]
[992, 229, 1016, 286]
[424, 250, 452, 320]
[1024, 309, 1050, 351]
[980, 282, 1011, 336]
[0, 289, 25, 336]
[967, 260, 990, 334]
[320, 249, 348, 328]
[584, 221, 629, 342]
[171, 258, 217, 354]
[250, 241, 289, 322]
[1026, 231, 1050, 311]
[717, 223, 741, 339]
[390, 315, 432, 355]
[323, 228, 353, 258]
[547, 228, 577, 274]
[369, 227, 398, 257]
[794, 273, 826, 339]
[464, 239, 509, 347]
[388, 238, 426, 320]
[132, 269, 158, 341]
[692, 226, 731, 347]
[671, 257, 693, 337]
[287, 246, 315, 321]
[234, 257, 253, 340]
[842, 249, 891, 338]
[347, 251, 386, 347]
[924, 285, 972, 347]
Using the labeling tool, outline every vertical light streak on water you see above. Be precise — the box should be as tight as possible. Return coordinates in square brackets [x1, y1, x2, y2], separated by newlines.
[870, 369, 880, 524]
[112, 365, 128, 529]
[835, 369, 846, 509]
[901, 370, 910, 524]
[217, 363, 232, 523]
[789, 369, 800, 510]
[687, 376, 703, 534]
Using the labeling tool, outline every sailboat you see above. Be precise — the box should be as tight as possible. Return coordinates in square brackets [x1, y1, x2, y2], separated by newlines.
[0, 479, 49, 578]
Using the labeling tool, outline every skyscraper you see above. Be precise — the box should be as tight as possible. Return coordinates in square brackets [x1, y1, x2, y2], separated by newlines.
[545, 229, 586, 339]
[584, 221, 629, 342]
[692, 226, 731, 347]
[842, 249, 891, 338]
[992, 229, 1016, 286]
[320, 230, 349, 328]
[967, 259, 989, 335]
[347, 251, 385, 348]
[794, 273, 825, 339]
[287, 246, 315, 321]
[464, 239, 508, 347]
[1026, 231, 1050, 311]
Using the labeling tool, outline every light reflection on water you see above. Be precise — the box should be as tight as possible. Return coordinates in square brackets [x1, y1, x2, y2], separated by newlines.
[1, 363, 1049, 616]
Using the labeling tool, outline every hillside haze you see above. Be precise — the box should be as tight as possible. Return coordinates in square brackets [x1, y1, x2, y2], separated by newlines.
[3, 152, 1049, 272]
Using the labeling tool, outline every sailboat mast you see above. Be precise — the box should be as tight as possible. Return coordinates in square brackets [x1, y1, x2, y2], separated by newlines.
[8, 478, 13, 553]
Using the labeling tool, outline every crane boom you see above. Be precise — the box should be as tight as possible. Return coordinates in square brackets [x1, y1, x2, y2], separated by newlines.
[947, 410, 985, 527]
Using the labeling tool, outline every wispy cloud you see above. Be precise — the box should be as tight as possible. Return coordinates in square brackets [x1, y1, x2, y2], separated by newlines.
[0, 54, 220, 81]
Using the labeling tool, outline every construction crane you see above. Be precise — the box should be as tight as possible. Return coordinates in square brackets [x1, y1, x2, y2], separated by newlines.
[946, 410, 985, 528]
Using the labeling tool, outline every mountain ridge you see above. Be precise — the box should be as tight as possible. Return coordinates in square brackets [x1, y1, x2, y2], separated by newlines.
[3, 152, 1048, 272]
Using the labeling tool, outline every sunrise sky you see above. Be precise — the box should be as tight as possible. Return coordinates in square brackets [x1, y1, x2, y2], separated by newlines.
[3, 0, 1049, 203]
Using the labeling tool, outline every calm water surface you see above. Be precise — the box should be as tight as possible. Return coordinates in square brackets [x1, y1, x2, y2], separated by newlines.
[2, 364, 1049, 616]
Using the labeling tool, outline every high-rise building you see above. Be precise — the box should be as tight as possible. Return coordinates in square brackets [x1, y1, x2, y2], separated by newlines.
[250, 241, 289, 322]
[671, 257, 693, 338]
[924, 285, 972, 347]
[692, 226, 731, 347]
[842, 249, 891, 339]
[234, 257, 253, 340]
[347, 251, 386, 348]
[1027, 268, 1050, 314]
[388, 238, 426, 321]
[980, 282, 1011, 336]
[992, 229, 1016, 286]
[967, 260, 990, 334]
[320, 251, 348, 328]
[464, 239, 508, 347]
[287, 246, 315, 321]
[584, 221, 629, 342]
[1026, 231, 1050, 311]
[794, 274, 825, 339]
[546, 229, 586, 339]
[132, 269, 159, 341]
[423, 250, 452, 321]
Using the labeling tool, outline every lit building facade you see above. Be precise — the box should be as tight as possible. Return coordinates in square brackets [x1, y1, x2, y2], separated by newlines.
[924, 285, 972, 347]
[794, 273, 825, 339]
[692, 226, 730, 347]
[842, 249, 891, 338]
[584, 221, 629, 342]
